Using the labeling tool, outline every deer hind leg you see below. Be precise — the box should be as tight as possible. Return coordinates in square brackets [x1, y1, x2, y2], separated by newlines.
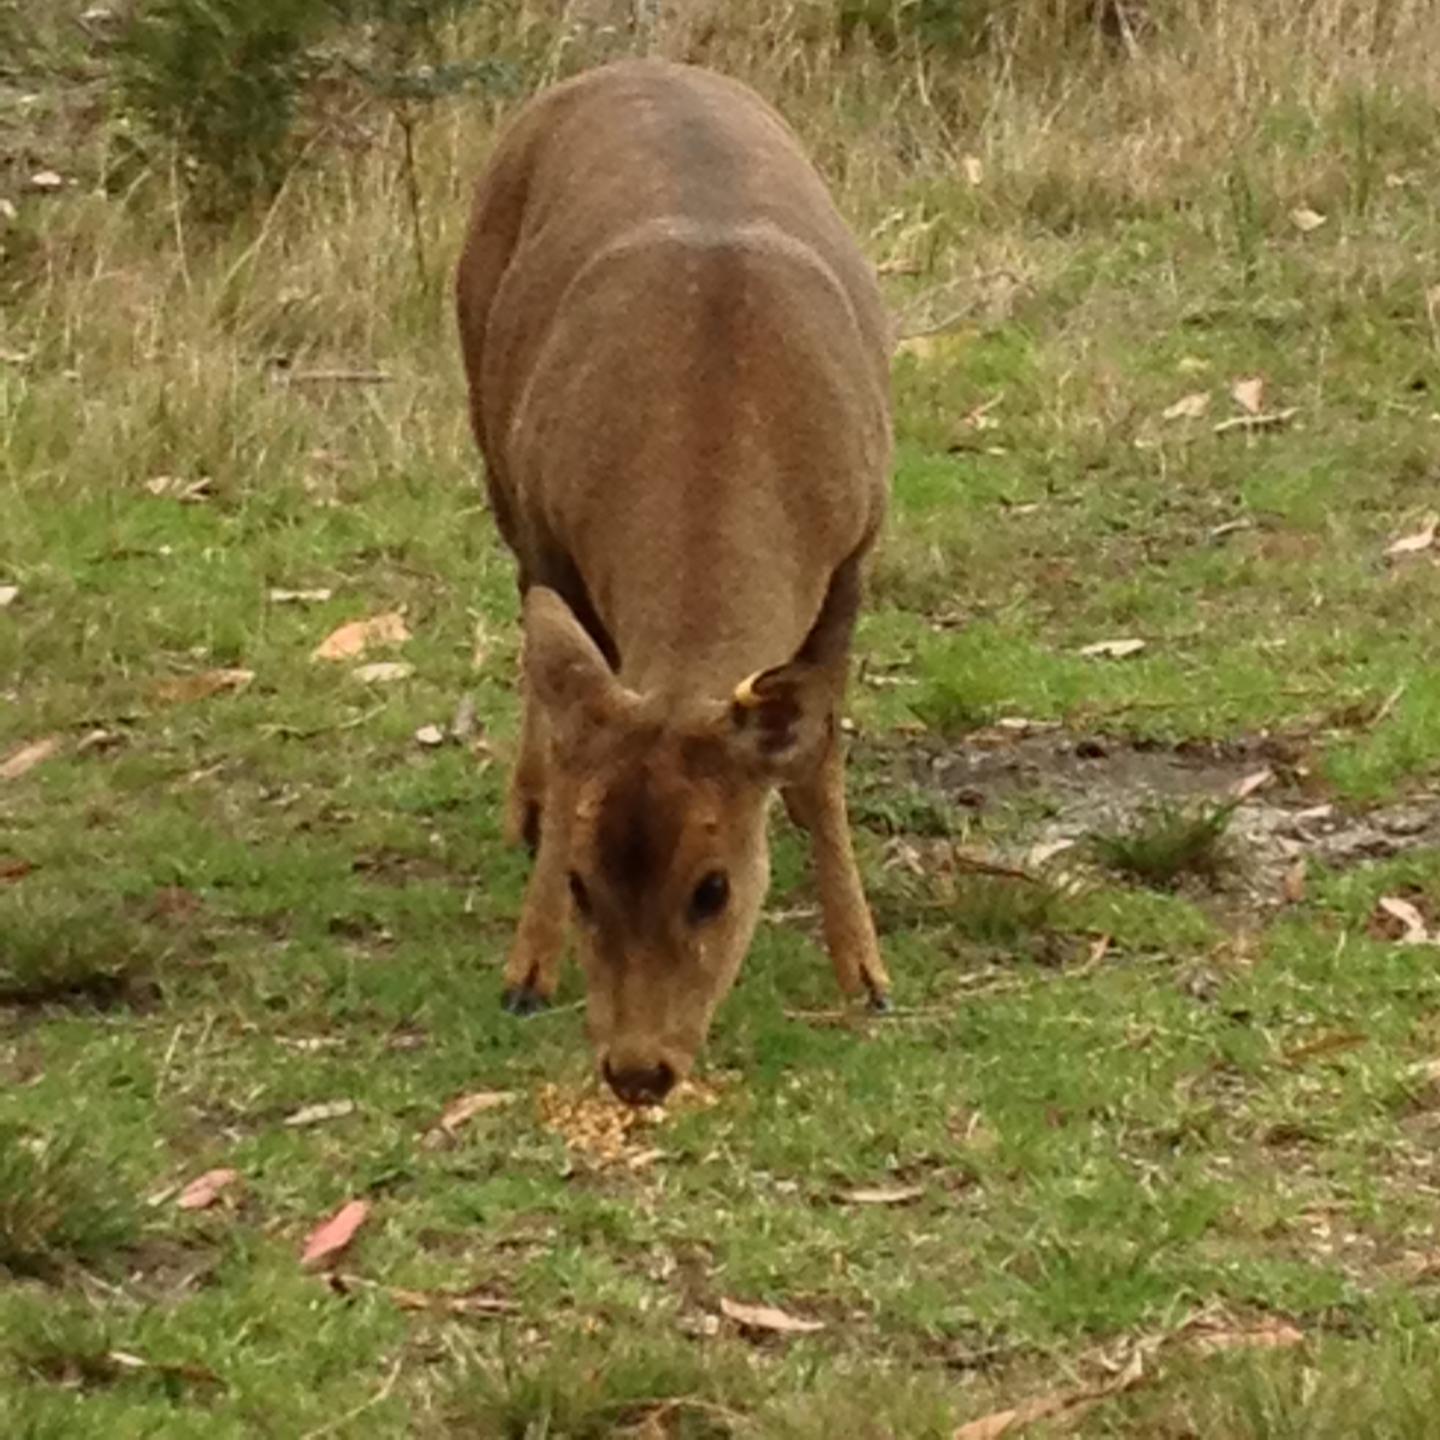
[782, 733, 890, 1011]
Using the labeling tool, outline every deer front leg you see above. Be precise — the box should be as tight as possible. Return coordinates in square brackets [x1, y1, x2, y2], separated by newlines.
[503, 678, 546, 855]
[500, 672, 567, 1014]
[500, 780, 570, 1014]
[782, 736, 891, 1011]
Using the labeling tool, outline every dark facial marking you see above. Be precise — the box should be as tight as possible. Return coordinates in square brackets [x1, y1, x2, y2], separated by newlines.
[595, 755, 682, 903]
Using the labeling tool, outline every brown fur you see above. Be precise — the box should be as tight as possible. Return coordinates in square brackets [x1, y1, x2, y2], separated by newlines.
[455, 59, 892, 1104]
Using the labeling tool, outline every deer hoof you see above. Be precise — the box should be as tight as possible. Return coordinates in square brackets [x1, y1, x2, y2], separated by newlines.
[865, 988, 892, 1015]
[501, 983, 550, 1017]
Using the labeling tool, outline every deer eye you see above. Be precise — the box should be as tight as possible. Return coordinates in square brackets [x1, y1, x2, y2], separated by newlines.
[688, 870, 730, 925]
[568, 872, 592, 919]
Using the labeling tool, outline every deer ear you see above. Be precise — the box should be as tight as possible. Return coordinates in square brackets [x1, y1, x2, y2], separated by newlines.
[523, 587, 633, 754]
[724, 558, 861, 778]
[726, 661, 835, 779]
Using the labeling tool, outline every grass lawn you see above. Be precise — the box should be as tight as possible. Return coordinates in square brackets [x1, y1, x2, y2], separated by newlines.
[4, 3, 1440, 1435]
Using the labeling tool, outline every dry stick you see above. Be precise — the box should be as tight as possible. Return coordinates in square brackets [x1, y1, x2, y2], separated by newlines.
[258, 703, 388, 742]
[282, 369, 393, 385]
[1213, 407, 1300, 435]
[602, 1395, 755, 1431]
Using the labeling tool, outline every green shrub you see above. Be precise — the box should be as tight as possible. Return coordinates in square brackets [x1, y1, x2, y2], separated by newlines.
[115, 0, 329, 210]
[113, 0, 511, 213]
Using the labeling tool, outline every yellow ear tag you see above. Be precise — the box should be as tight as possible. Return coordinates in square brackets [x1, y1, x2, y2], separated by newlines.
[732, 672, 765, 709]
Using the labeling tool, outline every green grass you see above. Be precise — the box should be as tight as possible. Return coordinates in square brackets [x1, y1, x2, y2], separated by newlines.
[1090, 800, 1239, 889]
[4, 3, 1440, 1435]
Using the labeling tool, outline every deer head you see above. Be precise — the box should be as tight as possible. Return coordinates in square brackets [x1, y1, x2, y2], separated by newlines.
[523, 585, 840, 1104]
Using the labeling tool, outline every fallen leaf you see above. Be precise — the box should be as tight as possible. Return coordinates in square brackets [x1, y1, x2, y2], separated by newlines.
[719, 1297, 825, 1335]
[311, 612, 410, 662]
[895, 331, 969, 364]
[76, 728, 121, 755]
[0, 584, 17, 607]
[421, 1090, 517, 1148]
[1, 736, 61, 780]
[1385, 514, 1438, 558]
[394, 1290, 518, 1313]
[414, 723, 447, 747]
[384, 1283, 518, 1316]
[268, 587, 333, 604]
[283, 1099, 356, 1128]
[962, 154, 984, 186]
[1209, 517, 1254, 541]
[953, 1350, 1144, 1439]
[1186, 1317, 1304, 1353]
[1231, 376, 1265, 414]
[1078, 638, 1146, 659]
[1026, 838, 1076, 867]
[1289, 206, 1327, 232]
[1162, 391, 1210, 420]
[838, 1185, 924, 1206]
[1232, 768, 1274, 800]
[956, 394, 1003, 434]
[99, 1350, 221, 1391]
[1283, 1031, 1367, 1065]
[300, 1199, 369, 1269]
[176, 1167, 240, 1211]
[144, 474, 213, 502]
[1375, 895, 1433, 944]
[875, 257, 923, 277]
[153, 668, 254, 704]
[277, 1035, 345, 1053]
[0, 857, 34, 882]
[1282, 857, 1307, 904]
[351, 661, 414, 685]
[1077, 933, 1113, 973]
[1213, 407, 1299, 435]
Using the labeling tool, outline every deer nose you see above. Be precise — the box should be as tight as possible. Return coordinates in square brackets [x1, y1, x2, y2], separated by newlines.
[603, 1057, 676, 1106]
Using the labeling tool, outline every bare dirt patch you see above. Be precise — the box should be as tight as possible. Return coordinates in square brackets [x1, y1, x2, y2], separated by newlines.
[861, 728, 1440, 907]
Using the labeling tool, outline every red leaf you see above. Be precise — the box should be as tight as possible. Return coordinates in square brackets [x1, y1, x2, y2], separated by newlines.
[301, 1199, 369, 1269]
[176, 1168, 240, 1211]
[311, 612, 409, 662]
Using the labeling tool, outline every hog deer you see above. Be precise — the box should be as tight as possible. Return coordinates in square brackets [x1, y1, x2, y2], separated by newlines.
[455, 59, 892, 1106]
